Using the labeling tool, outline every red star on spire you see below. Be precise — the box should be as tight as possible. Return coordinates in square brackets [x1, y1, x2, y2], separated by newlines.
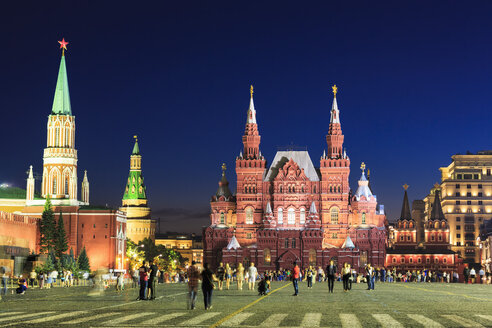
[58, 38, 69, 51]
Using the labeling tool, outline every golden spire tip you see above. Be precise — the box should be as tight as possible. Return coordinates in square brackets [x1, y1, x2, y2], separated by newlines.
[403, 184, 409, 190]
[250, 85, 254, 98]
[332, 85, 338, 97]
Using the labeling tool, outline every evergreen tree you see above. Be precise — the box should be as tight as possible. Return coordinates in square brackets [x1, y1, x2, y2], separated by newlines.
[55, 211, 68, 260]
[77, 246, 90, 271]
[39, 197, 56, 254]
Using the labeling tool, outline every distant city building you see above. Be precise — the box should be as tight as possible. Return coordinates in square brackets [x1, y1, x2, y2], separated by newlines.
[120, 137, 156, 242]
[14, 43, 127, 271]
[386, 186, 461, 273]
[155, 233, 203, 264]
[204, 86, 387, 272]
[428, 151, 492, 264]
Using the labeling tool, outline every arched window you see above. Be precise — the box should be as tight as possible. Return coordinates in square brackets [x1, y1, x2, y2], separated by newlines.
[300, 208, 306, 224]
[292, 238, 296, 248]
[435, 222, 439, 229]
[288, 208, 295, 224]
[313, 185, 316, 193]
[301, 186, 305, 193]
[434, 258, 439, 264]
[249, 186, 252, 193]
[338, 186, 341, 193]
[409, 257, 413, 263]
[244, 186, 248, 193]
[264, 248, 271, 265]
[309, 248, 316, 266]
[284, 238, 289, 248]
[443, 257, 447, 263]
[278, 208, 283, 224]
[55, 127, 60, 146]
[65, 126, 70, 146]
[362, 212, 366, 224]
[64, 177, 69, 195]
[330, 186, 333, 193]
[245, 208, 254, 224]
[280, 185, 283, 193]
[288, 186, 292, 193]
[252, 186, 256, 193]
[53, 177, 57, 194]
[220, 212, 225, 225]
[330, 207, 339, 224]
[392, 257, 396, 263]
[400, 258, 405, 263]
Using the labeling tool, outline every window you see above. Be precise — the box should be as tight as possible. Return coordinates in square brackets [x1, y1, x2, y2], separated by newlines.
[474, 174, 479, 180]
[93, 224, 96, 228]
[465, 233, 475, 241]
[467, 184, 471, 189]
[246, 233, 252, 239]
[456, 217, 461, 222]
[431, 235, 435, 241]
[280, 185, 283, 193]
[65, 178, 69, 195]
[456, 242, 461, 246]
[392, 258, 396, 263]
[330, 207, 339, 224]
[400, 258, 405, 263]
[426, 258, 430, 264]
[400, 235, 404, 241]
[467, 192, 471, 197]
[407, 235, 411, 241]
[457, 225, 461, 230]
[245, 208, 254, 224]
[455, 192, 460, 197]
[457, 174, 462, 179]
[220, 212, 225, 224]
[409, 258, 413, 263]
[82, 224, 84, 228]
[479, 200, 483, 205]
[456, 234, 461, 238]
[478, 192, 483, 197]
[278, 208, 283, 224]
[105, 224, 108, 228]
[264, 248, 271, 265]
[53, 177, 57, 194]
[105, 235, 107, 239]
[362, 212, 366, 224]
[443, 258, 447, 264]
[292, 238, 296, 248]
[456, 184, 460, 189]
[467, 201, 472, 205]
[465, 217, 474, 223]
[332, 233, 338, 239]
[93, 235, 95, 239]
[438, 234, 443, 241]
[456, 201, 460, 205]
[434, 258, 439, 264]
[81, 234, 83, 239]
[487, 169, 491, 176]
[284, 238, 289, 248]
[418, 258, 422, 263]
[288, 208, 295, 224]
[313, 185, 316, 193]
[464, 174, 472, 179]
[300, 208, 306, 224]
[478, 184, 482, 189]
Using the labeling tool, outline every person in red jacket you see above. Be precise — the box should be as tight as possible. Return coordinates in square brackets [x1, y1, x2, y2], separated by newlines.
[292, 262, 300, 296]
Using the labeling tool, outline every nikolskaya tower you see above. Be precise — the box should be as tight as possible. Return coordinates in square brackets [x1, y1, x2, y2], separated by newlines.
[26, 39, 89, 206]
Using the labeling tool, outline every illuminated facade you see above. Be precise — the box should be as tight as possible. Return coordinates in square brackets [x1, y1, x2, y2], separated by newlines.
[428, 151, 492, 264]
[386, 186, 461, 273]
[204, 86, 387, 272]
[120, 137, 156, 242]
[155, 233, 203, 264]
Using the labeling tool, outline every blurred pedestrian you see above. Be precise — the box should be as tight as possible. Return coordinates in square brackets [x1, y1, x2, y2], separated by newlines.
[187, 261, 200, 310]
[201, 263, 217, 310]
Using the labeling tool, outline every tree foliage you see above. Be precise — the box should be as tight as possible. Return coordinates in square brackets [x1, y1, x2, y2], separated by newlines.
[39, 197, 56, 254]
[55, 211, 69, 260]
[77, 246, 90, 271]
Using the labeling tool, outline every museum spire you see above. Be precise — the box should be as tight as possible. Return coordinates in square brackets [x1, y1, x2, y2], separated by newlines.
[399, 184, 412, 221]
[242, 85, 261, 159]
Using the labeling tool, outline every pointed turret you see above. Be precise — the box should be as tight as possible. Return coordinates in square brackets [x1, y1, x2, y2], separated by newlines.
[215, 163, 233, 200]
[430, 187, 446, 221]
[26, 165, 35, 202]
[342, 235, 355, 249]
[132, 138, 140, 155]
[122, 136, 150, 214]
[246, 85, 257, 124]
[242, 85, 261, 159]
[309, 201, 318, 214]
[81, 170, 89, 204]
[354, 162, 373, 200]
[265, 201, 272, 214]
[399, 184, 412, 221]
[51, 52, 72, 115]
[326, 85, 345, 158]
[226, 235, 241, 250]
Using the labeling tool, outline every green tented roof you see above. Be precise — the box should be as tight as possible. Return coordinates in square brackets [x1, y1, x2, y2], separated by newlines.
[132, 140, 140, 155]
[51, 55, 72, 115]
[122, 170, 147, 200]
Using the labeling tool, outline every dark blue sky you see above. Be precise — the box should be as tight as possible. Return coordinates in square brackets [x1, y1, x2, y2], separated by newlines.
[1, 1, 491, 233]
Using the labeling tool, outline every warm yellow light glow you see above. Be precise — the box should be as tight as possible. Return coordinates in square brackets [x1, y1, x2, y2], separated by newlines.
[473, 209, 478, 213]
[461, 208, 466, 213]
[447, 193, 452, 196]
[473, 193, 477, 197]
[487, 193, 491, 197]
[461, 193, 466, 196]
[447, 208, 452, 213]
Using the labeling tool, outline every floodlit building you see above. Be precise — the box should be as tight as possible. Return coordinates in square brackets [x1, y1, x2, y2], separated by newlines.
[204, 86, 387, 272]
[428, 151, 492, 264]
[155, 233, 203, 264]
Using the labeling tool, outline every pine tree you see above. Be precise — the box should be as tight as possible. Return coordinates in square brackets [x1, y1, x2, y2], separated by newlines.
[55, 211, 68, 260]
[77, 246, 90, 271]
[39, 197, 56, 254]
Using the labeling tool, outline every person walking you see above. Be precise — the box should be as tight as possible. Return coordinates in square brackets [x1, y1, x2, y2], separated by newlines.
[463, 266, 470, 284]
[201, 263, 217, 310]
[247, 263, 258, 291]
[29, 269, 37, 288]
[326, 260, 336, 293]
[187, 261, 200, 310]
[366, 264, 375, 290]
[236, 263, 245, 290]
[306, 266, 315, 288]
[216, 262, 225, 290]
[342, 263, 351, 292]
[137, 261, 149, 300]
[1, 267, 9, 298]
[479, 267, 485, 284]
[469, 267, 476, 284]
[292, 262, 300, 296]
[148, 260, 158, 300]
[225, 263, 232, 290]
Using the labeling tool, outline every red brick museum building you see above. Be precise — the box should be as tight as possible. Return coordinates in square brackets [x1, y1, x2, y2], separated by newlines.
[203, 86, 388, 272]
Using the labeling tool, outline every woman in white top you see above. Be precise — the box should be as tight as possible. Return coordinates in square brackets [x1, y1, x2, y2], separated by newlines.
[247, 263, 258, 290]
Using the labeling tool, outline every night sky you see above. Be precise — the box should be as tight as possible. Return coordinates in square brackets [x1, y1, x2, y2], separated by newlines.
[1, 1, 491, 233]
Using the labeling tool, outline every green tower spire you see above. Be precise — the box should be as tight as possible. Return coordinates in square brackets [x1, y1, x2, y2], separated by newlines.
[123, 136, 147, 201]
[51, 53, 72, 115]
